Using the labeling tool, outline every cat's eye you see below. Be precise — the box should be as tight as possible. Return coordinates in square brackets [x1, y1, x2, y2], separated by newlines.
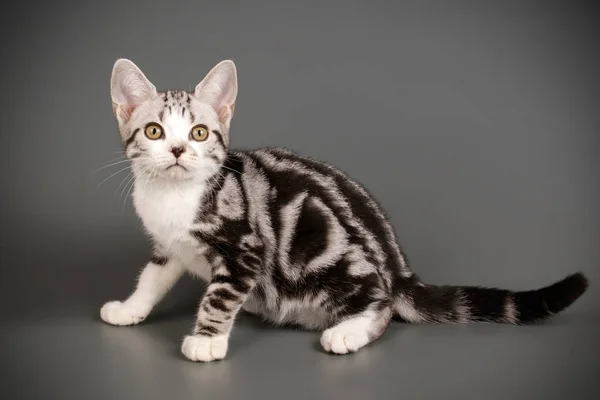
[145, 123, 164, 140]
[190, 125, 209, 142]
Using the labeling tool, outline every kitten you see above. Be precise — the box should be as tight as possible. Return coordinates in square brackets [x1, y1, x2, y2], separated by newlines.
[101, 59, 589, 362]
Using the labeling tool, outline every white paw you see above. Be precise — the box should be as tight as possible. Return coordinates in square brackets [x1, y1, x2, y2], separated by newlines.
[100, 301, 149, 326]
[181, 334, 228, 362]
[320, 327, 370, 355]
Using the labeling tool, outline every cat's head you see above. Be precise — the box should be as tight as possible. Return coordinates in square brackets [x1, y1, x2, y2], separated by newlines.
[110, 59, 237, 182]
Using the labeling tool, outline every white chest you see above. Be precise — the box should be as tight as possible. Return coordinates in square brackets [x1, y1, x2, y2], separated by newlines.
[133, 178, 208, 268]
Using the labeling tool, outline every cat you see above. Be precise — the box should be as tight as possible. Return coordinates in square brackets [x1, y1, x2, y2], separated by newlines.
[100, 58, 589, 362]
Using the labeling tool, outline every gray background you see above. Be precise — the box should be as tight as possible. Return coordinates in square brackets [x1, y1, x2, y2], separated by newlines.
[1, 1, 598, 399]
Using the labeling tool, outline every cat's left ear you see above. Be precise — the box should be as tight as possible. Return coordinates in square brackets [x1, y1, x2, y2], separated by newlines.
[110, 59, 157, 126]
[194, 60, 238, 128]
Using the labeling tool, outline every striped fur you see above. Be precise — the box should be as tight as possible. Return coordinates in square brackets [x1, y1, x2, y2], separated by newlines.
[101, 59, 589, 362]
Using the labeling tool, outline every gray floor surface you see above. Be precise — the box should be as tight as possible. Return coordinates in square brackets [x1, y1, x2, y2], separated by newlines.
[2, 234, 599, 400]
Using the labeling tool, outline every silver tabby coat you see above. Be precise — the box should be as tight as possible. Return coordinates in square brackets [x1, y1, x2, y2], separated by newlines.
[100, 59, 588, 362]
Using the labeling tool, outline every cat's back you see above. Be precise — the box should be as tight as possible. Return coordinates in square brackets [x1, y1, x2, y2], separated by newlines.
[236, 146, 411, 279]
[240, 147, 379, 209]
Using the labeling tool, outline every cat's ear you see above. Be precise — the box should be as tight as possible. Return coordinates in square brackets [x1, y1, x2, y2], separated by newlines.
[194, 60, 238, 128]
[110, 59, 157, 126]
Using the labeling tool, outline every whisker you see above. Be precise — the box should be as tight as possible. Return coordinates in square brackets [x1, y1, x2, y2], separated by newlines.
[211, 241, 230, 258]
[118, 164, 149, 199]
[214, 174, 224, 191]
[143, 164, 157, 196]
[92, 155, 153, 174]
[136, 164, 159, 208]
[122, 164, 152, 209]
[92, 158, 132, 173]
[97, 165, 135, 187]
[205, 176, 215, 204]
[107, 153, 128, 161]
[116, 170, 136, 198]
[122, 180, 136, 212]
[221, 165, 241, 175]
[120, 177, 136, 203]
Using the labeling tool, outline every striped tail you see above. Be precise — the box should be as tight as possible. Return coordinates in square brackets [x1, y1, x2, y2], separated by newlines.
[394, 272, 588, 324]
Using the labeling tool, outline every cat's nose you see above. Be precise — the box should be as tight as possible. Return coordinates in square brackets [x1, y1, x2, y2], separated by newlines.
[170, 146, 186, 158]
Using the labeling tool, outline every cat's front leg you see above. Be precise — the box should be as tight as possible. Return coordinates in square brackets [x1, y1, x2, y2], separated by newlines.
[100, 255, 183, 326]
[181, 256, 257, 362]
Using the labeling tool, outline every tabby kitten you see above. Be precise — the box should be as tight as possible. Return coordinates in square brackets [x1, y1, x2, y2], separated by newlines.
[100, 59, 588, 362]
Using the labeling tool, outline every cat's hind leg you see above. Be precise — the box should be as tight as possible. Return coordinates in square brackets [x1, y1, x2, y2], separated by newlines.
[320, 303, 392, 355]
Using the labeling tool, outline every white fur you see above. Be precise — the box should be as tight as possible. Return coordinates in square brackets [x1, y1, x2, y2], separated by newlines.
[100, 301, 149, 326]
[101, 260, 183, 325]
[320, 311, 376, 354]
[134, 176, 208, 265]
[181, 334, 229, 362]
[126, 106, 223, 183]
[102, 59, 241, 362]
[111, 58, 236, 183]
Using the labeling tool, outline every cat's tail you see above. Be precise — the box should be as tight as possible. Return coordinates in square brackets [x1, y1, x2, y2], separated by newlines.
[393, 272, 588, 324]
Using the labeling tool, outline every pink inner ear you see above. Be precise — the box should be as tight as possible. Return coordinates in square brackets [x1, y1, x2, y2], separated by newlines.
[217, 105, 232, 125]
[113, 103, 135, 124]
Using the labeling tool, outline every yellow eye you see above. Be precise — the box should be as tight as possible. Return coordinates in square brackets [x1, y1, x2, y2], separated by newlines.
[190, 125, 209, 142]
[144, 123, 163, 140]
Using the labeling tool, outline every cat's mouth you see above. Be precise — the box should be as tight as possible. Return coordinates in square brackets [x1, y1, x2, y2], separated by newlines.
[166, 163, 188, 171]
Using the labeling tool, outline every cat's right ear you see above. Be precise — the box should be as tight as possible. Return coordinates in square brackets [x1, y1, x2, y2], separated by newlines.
[110, 59, 157, 126]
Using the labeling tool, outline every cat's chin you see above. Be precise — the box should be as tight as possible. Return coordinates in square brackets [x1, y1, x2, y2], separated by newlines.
[163, 165, 193, 181]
